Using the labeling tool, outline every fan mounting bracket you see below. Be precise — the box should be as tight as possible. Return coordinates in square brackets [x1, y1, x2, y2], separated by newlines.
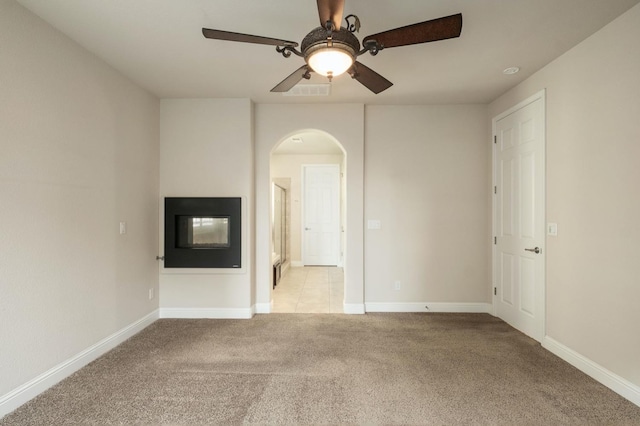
[276, 45, 304, 59]
[344, 15, 361, 34]
[359, 40, 383, 56]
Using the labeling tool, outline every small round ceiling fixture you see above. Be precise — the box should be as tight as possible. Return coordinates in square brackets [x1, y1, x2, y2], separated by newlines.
[503, 67, 520, 75]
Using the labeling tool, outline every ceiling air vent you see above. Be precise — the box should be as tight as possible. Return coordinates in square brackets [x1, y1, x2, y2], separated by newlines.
[283, 84, 331, 97]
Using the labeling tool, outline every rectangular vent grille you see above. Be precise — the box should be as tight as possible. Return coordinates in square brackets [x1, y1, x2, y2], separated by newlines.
[283, 84, 331, 97]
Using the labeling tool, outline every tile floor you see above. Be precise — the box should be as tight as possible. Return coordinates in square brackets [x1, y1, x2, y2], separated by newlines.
[272, 266, 344, 313]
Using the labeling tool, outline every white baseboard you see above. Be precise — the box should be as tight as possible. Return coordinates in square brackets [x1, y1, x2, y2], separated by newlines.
[290, 261, 304, 267]
[365, 302, 493, 313]
[159, 307, 253, 319]
[281, 262, 290, 276]
[254, 302, 272, 314]
[343, 303, 365, 314]
[0, 309, 159, 419]
[543, 336, 640, 407]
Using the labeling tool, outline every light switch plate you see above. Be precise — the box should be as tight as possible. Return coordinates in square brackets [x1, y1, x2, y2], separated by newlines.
[367, 220, 381, 230]
[547, 223, 558, 236]
[119, 221, 127, 235]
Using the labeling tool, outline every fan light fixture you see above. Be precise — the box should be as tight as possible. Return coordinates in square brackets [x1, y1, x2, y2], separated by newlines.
[307, 46, 354, 79]
[202, 4, 463, 95]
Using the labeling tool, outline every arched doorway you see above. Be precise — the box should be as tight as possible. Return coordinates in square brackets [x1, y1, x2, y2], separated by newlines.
[253, 103, 365, 316]
[269, 130, 346, 312]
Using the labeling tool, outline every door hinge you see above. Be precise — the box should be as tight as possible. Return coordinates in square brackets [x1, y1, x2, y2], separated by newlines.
[494, 236, 497, 245]
[494, 135, 497, 144]
[494, 287, 497, 296]
[494, 186, 497, 194]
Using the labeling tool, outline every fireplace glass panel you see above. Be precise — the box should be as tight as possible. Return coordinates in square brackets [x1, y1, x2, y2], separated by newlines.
[176, 216, 229, 248]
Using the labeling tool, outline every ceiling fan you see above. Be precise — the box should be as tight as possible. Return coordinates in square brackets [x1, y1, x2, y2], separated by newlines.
[202, 0, 462, 94]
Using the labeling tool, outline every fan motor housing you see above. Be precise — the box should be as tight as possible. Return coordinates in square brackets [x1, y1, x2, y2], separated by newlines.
[301, 27, 361, 61]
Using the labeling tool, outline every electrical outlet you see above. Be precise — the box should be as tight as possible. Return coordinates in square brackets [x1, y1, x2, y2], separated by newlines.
[148, 288, 154, 300]
[394, 281, 401, 290]
[119, 221, 127, 235]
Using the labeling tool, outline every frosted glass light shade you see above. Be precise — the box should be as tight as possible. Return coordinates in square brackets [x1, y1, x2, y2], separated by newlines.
[307, 48, 354, 77]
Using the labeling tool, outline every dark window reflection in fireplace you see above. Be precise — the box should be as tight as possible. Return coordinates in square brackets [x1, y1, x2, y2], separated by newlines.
[176, 216, 230, 248]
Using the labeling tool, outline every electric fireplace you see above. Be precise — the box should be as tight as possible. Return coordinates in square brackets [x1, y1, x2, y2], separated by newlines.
[164, 197, 241, 268]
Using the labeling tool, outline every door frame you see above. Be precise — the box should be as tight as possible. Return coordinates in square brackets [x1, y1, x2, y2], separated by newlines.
[492, 89, 546, 342]
[301, 163, 341, 266]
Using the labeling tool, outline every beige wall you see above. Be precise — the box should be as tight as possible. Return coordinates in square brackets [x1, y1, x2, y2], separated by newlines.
[271, 154, 344, 264]
[489, 3, 640, 388]
[0, 0, 159, 399]
[159, 99, 254, 314]
[364, 105, 490, 306]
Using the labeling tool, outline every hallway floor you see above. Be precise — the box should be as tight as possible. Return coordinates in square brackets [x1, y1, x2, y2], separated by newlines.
[272, 266, 344, 313]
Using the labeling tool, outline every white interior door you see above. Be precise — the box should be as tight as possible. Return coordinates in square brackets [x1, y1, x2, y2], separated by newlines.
[302, 164, 340, 266]
[494, 92, 545, 342]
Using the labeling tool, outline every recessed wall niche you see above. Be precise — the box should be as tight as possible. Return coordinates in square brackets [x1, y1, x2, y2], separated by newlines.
[164, 197, 241, 268]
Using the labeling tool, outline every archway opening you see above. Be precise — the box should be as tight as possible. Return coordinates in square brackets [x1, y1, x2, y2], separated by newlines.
[269, 129, 346, 313]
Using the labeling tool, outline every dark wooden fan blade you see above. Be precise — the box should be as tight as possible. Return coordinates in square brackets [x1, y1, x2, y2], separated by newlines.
[271, 65, 311, 92]
[363, 13, 462, 49]
[317, 0, 345, 30]
[202, 28, 298, 47]
[350, 61, 393, 94]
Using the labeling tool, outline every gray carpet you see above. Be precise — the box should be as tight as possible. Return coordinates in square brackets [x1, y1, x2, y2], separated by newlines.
[2, 313, 639, 425]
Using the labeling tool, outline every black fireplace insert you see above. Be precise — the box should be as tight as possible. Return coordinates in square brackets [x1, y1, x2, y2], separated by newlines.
[164, 197, 241, 268]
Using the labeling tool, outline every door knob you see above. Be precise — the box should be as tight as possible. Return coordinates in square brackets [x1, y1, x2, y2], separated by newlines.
[525, 247, 541, 254]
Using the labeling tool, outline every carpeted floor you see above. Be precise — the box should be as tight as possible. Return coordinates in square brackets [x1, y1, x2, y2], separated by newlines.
[2, 313, 639, 425]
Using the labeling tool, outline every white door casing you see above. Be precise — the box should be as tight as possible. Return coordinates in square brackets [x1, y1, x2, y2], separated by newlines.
[493, 91, 546, 342]
[302, 164, 340, 266]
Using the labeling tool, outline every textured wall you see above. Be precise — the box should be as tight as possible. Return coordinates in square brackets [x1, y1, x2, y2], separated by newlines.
[0, 0, 159, 398]
[364, 105, 490, 305]
[489, 3, 640, 388]
[159, 99, 254, 312]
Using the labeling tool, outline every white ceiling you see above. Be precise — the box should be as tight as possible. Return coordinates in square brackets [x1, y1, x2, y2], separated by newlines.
[16, 0, 640, 104]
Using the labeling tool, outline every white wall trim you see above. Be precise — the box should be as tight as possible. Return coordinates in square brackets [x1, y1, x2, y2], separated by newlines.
[159, 308, 253, 319]
[290, 261, 304, 267]
[281, 261, 291, 276]
[254, 302, 272, 314]
[343, 303, 365, 314]
[543, 336, 640, 407]
[365, 302, 493, 313]
[0, 310, 159, 419]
